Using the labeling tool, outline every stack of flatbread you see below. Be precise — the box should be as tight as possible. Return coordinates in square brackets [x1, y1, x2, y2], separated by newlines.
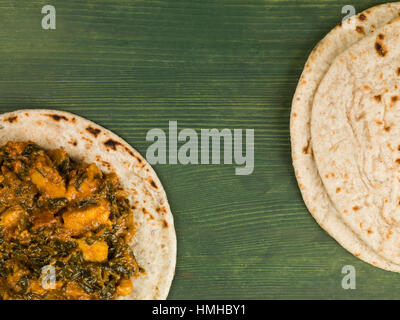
[291, 2, 400, 271]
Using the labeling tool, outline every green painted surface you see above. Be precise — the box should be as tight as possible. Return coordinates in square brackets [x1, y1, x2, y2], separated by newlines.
[0, 0, 398, 299]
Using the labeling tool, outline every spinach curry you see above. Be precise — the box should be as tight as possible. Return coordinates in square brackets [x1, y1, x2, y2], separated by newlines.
[0, 141, 140, 300]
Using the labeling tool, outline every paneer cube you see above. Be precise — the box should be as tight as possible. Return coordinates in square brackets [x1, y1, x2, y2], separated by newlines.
[66, 163, 102, 201]
[62, 200, 110, 234]
[30, 169, 66, 199]
[116, 279, 133, 296]
[0, 206, 25, 229]
[77, 239, 109, 262]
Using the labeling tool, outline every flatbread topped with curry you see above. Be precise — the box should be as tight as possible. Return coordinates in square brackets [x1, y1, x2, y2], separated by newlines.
[0, 110, 176, 300]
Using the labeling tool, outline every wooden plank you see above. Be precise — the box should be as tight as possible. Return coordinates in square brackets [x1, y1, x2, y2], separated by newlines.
[0, 0, 397, 299]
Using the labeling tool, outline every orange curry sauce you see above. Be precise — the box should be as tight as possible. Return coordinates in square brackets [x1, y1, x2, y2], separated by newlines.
[0, 141, 139, 299]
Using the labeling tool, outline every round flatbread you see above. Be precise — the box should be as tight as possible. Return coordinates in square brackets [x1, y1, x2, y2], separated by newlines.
[291, 3, 400, 271]
[312, 16, 400, 265]
[0, 109, 176, 299]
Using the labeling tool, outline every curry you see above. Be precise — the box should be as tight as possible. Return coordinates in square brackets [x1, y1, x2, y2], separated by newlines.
[0, 141, 139, 300]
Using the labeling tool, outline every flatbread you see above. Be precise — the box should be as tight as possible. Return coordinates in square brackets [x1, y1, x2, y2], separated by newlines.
[0, 109, 176, 299]
[312, 16, 400, 265]
[291, 3, 400, 271]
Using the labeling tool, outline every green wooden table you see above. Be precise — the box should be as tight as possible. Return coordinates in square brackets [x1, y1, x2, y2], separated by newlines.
[1, 0, 399, 299]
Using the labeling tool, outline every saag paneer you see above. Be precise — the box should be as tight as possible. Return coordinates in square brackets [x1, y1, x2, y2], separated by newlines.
[0, 141, 139, 300]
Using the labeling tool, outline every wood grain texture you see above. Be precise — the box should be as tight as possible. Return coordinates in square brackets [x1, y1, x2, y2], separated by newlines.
[0, 0, 398, 299]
